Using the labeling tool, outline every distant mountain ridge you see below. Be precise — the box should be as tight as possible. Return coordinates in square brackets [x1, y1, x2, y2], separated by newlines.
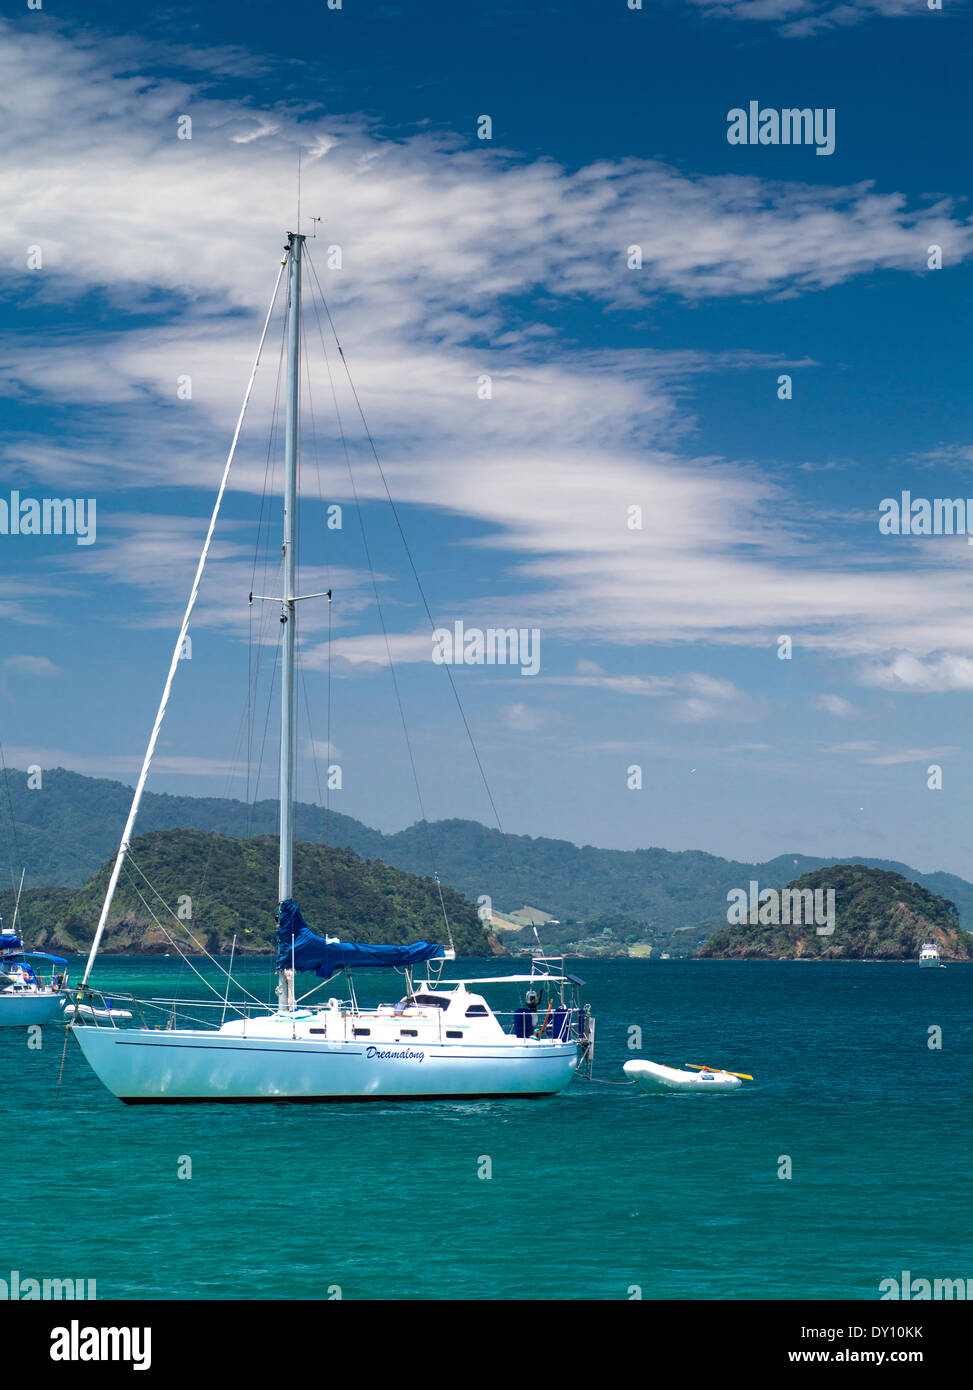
[3, 767, 973, 934]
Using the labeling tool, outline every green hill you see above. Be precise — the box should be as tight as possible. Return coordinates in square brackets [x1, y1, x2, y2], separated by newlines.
[698, 864, 973, 961]
[3, 768, 973, 941]
[0, 827, 495, 957]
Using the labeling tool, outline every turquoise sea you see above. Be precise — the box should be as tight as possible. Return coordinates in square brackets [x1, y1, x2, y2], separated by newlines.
[3, 957, 970, 1301]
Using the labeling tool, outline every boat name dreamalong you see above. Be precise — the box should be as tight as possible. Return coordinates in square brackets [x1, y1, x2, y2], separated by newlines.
[365, 1046, 424, 1061]
[432, 621, 540, 676]
[727, 881, 836, 935]
[1, 1270, 96, 1300]
[878, 492, 973, 536]
[727, 102, 835, 156]
[0, 491, 96, 546]
[50, 1321, 151, 1371]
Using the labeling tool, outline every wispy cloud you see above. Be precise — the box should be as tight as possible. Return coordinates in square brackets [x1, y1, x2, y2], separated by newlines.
[0, 747, 244, 778]
[1, 20, 971, 687]
[860, 745, 959, 765]
[810, 693, 857, 717]
[683, 0, 950, 38]
[500, 702, 543, 732]
[541, 668, 764, 722]
[2, 654, 61, 677]
[857, 652, 973, 692]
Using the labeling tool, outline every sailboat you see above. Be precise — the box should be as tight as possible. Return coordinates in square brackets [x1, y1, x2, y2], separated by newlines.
[70, 232, 593, 1103]
[0, 929, 68, 1027]
[0, 870, 68, 1026]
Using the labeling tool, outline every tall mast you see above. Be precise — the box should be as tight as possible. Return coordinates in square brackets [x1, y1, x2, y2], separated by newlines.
[280, 231, 303, 906]
[278, 231, 303, 1008]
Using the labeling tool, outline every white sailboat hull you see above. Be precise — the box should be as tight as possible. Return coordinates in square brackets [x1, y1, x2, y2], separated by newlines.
[72, 1025, 580, 1102]
[0, 991, 65, 1027]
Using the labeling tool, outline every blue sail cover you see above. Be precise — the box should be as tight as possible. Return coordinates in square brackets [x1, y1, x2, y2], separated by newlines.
[0, 936, 24, 955]
[275, 899, 445, 980]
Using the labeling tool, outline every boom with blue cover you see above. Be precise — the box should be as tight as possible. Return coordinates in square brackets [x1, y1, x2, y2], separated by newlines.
[275, 899, 445, 980]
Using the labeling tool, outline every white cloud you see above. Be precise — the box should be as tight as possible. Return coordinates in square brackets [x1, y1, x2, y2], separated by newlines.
[541, 668, 762, 721]
[671, 672, 763, 722]
[907, 443, 973, 469]
[0, 748, 243, 778]
[684, 0, 946, 38]
[1, 21, 971, 685]
[860, 746, 959, 765]
[3, 654, 61, 677]
[0, 20, 965, 339]
[303, 629, 434, 672]
[501, 702, 543, 731]
[231, 120, 280, 145]
[857, 652, 973, 692]
[307, 738, 341, 760]
[542, 671, 677, 697]
[810, 693, 857, 717]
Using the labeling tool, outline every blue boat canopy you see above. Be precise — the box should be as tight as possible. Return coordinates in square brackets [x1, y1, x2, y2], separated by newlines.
[23, 952, 68, 966]
[0, 935, 24, 954]
[275, 900, 445, 981]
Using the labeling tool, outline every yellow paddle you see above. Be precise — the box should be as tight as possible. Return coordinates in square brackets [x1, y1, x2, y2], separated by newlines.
[685, 1062, 753, 1081]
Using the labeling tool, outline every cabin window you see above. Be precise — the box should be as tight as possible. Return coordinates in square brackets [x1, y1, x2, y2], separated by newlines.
[310, 1028, 326, 1035]
[465, 1005, 489, 1017]
[352, 1028, 371, 1037]
[400, 1029, 418, 1038]
[412, 993, 450, 1010]
[446, 1030, 463, 1039]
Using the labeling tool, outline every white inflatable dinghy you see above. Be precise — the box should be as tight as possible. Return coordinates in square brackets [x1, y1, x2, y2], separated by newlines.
[624, 1059, 743, 1093]
[63, 1001, 134, 1022]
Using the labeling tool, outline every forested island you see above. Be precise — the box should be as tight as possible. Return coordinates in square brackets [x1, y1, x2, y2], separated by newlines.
[699, 864, 973, 960]
[0, 828, 497, 957]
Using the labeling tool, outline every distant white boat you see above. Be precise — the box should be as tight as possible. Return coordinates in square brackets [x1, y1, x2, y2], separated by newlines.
[919, 941, 944, 969]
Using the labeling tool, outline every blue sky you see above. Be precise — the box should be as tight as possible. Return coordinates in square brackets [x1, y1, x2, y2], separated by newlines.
[3, 0, 973, 880]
